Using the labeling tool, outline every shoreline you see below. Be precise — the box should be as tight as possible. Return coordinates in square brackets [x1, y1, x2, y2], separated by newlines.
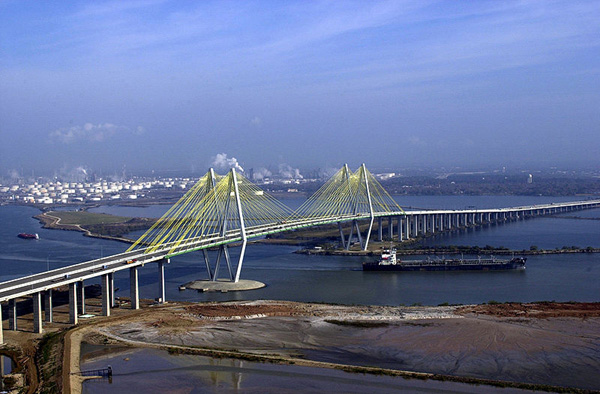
[295, 246, 600, 256]
[31, 209, 600, 256]
[34, 211, 137, 245]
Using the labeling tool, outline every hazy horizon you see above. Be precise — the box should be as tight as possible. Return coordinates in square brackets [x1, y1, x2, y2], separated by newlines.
[1, 1, 599, 175]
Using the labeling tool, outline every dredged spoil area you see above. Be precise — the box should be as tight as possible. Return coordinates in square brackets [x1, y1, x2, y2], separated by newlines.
[76, 300, 600, 392]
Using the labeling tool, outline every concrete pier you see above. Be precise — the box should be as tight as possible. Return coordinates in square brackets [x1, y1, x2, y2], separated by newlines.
[377, 217, 383, 241]
[183, 278, 265, 292]
[101, 274, 110, 317]
[8, 299, 16, 331]
[130, 266, 139, 310]
[69, 282, 78, 325]
[0, 303, 3, 344]
[32, 292, 42, 334]
[158, 259, 167, 303]
[109, 273, 115, 308]
[45, 289, 53, 323]
[79, 281, 85, 315]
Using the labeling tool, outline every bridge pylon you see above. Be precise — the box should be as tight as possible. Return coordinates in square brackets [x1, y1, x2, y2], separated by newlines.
[128, 167, 294, 282]
[292, 163, 404, 251]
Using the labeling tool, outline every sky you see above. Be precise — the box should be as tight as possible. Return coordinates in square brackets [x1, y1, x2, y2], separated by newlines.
[1, 0, 599, 177]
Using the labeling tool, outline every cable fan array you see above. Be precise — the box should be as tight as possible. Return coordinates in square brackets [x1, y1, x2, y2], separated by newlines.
[127, 169, 294, 255]
[128, 164, 403, 255]
[291, 164, 403, 220]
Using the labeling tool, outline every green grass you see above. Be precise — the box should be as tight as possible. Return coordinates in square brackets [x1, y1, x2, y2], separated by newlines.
[48, 211, 130, 225]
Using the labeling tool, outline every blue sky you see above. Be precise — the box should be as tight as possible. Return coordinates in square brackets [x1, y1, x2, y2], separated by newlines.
[1, 0, 599, 176]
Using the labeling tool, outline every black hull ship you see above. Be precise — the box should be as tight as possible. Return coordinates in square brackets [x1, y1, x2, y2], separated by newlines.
[363, 248, 526, 272]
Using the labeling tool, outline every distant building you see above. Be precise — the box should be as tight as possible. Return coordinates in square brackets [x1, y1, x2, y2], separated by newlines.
[376, 172, 396, 180]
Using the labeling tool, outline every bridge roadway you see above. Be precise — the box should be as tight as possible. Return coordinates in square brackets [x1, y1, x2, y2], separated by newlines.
[0, 198, 599, 341]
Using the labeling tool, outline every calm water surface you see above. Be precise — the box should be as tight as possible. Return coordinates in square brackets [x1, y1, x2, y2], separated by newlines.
[80, 346, 533, 394]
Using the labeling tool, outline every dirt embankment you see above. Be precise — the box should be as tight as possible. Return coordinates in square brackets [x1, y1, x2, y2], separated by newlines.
[457, 302, 600, 319]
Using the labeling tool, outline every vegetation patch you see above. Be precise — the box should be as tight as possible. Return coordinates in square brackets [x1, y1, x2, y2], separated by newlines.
[325, 319, 390, 328]
[37, 330, 65, 394]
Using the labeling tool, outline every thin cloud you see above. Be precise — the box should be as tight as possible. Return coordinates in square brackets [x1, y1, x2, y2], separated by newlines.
[49, 123, 144, 144]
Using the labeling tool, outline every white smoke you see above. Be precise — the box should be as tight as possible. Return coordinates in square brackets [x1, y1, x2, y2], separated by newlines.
[60, 166, 90, 182]
[76, 166, 88, 176]
[279, 164, 303, 179]
[212, 153, 244, 173]
[253, 167, 272, 181]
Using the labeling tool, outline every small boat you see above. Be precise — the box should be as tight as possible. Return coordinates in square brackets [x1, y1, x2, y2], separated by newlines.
[18, 233, 39, 240]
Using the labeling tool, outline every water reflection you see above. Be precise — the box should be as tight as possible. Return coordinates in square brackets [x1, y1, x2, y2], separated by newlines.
[81, 347, 533, 394]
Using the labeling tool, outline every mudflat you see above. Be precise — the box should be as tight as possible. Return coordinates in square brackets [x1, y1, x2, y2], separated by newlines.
[78, 300, 600, 391]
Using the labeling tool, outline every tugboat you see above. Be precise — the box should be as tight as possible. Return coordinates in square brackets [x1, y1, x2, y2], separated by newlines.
[363, 247, 526, 272]
[17, 233, 39, 240]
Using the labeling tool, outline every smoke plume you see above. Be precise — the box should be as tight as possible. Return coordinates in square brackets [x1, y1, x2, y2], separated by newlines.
[212, 153, 244, 173]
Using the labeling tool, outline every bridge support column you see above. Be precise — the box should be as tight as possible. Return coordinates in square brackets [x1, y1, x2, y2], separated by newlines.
[232, 169, 248, 282]
[79, 281, 85, 315]
[101, 274, 110, 317]
[69, 282, 78, 325]
[33, 292, 42, 334]
[202, 249, 213, 280]
[8, 299, 17, 330]
[397, 217, 402, 241]
[158, 259, 167, 303]
[354, 220, 364, 249]
[377, 217, 383, 242]
[109, 273, 115, 308]
[338, 222, 346, 249]
[130, 267, 139, 310]
[388, 217, 393, 239]
[45, 289, 53, 323]
[0, 303, 3, 344]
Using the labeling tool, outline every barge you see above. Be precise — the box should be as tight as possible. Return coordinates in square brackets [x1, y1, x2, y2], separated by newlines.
[363, 248, 526, 272]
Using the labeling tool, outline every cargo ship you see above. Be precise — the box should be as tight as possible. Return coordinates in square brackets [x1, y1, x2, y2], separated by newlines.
[362, 248, 526, 272]
[17, 233, 39, 240]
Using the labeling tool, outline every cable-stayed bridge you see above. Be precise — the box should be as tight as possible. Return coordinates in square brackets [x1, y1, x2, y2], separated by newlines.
[1, 164, 599, 342]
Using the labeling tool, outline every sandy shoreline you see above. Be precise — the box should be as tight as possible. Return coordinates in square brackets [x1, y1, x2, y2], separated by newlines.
[67, 300, 600, 393]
